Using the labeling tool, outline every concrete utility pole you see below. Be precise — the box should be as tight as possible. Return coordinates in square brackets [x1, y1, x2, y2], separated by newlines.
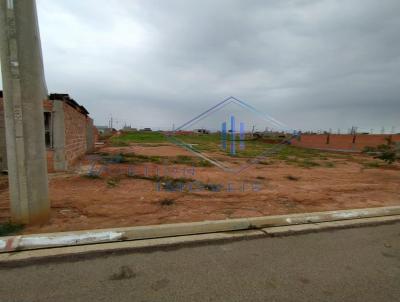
[0, 0, 50, 224]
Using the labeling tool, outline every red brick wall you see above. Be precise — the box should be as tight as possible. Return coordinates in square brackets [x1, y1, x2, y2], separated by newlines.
[43, 99, 53, 111]
[394, 135, 400, 143]
[353, 135, 389, 150]
[329, 135, 356, 150]
[292, 134, 400, 152]
[292, 134, 329, 149]
[63, 102, 89, 166]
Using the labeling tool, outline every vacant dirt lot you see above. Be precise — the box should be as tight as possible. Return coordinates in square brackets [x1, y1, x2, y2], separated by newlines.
[0, 140, 399, 235]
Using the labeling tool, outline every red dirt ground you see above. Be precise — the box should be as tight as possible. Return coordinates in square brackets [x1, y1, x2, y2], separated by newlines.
[0, 143, 399, 234]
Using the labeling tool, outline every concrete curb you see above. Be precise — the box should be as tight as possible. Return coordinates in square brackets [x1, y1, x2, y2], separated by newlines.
[262, 215, 400, 236]
[1, 205, 400, 254]
[1, 215, 399, 265]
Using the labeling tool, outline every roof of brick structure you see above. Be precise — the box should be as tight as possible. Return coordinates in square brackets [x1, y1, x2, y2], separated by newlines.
[0, 91, 89, 115]
[49, 93, 89, 115]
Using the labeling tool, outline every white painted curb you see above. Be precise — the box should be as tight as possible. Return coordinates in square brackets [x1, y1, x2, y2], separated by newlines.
[1, 205, 400, 253]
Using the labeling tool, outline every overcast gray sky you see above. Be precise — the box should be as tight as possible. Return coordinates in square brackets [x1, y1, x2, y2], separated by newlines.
[1, 0, 399, 132]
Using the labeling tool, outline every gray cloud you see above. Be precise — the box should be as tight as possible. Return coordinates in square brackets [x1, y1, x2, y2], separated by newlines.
[1, 0, 399, 132]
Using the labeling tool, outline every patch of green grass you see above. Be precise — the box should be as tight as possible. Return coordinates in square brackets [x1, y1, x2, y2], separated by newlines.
[100, 152, 167, 164]
[99, 152, 213, 168]
[362, 161, 384, 169]
[170, 134, 279, 157]
[172, 155, 195, 165]
[136, 143, 168, 147]
[168, 134, 221, 153]
[232, 141, 276, 157]
[119, 152, 165, 164]
[280, 156, 320, 169]
[127, 173, 223, 192]
[126, 174, 162, 181]
[168, 155, 214, 167]
[324, 162, 336, 168]
[111, 141, 130, 147]
[111, 131, 167, 145]
[100, 153, 126, 164]
[274, 145, 321, 160]
[298, 159, 320, 168]
[107, 177, 120, 188]
[110, 134, 341, 169]
[195, 159, 214, 167]
[258, 160, 274, 165]
[0, 221, 24, 236]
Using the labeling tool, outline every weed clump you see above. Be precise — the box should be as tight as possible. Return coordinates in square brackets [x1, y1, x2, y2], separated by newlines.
[298, 159, 320, 168]
[83, 173, 101, 179]
[107, 177, 120, 188]
[111, 141, 130, 147]
[258, 160, 273, 165]
[203, 183, 223, 192]
[362, 161, 383, 169]
[160, 198, 175, 206]
[0, 221, 24, 236]
[196, 160, 213, 167]
[286, 175, 300, 181]
[324, 162, 336, 168]
[363, 139, 400, 164]
[172, 155, 194, 165]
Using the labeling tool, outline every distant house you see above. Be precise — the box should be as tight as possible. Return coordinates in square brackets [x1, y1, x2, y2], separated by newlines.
[194, 128, 210, 134]
[122, 126, 137, 132]
[140, 128, 152, 132]
[96, 126, 115, 134]
[0, 91, 96, 172]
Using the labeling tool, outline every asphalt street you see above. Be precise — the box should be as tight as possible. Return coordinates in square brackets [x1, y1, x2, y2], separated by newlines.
[1, 223, 399, 302]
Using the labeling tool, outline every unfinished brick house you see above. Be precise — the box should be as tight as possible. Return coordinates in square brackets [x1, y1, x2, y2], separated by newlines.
[0, 91, 95, 172]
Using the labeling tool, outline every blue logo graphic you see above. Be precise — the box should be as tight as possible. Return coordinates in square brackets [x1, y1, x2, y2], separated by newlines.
[221, 115, 246, 155]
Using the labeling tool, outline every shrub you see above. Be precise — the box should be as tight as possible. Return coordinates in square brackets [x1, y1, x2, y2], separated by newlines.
[0, 221, 24, 236]
[363, 140, 400, 164]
